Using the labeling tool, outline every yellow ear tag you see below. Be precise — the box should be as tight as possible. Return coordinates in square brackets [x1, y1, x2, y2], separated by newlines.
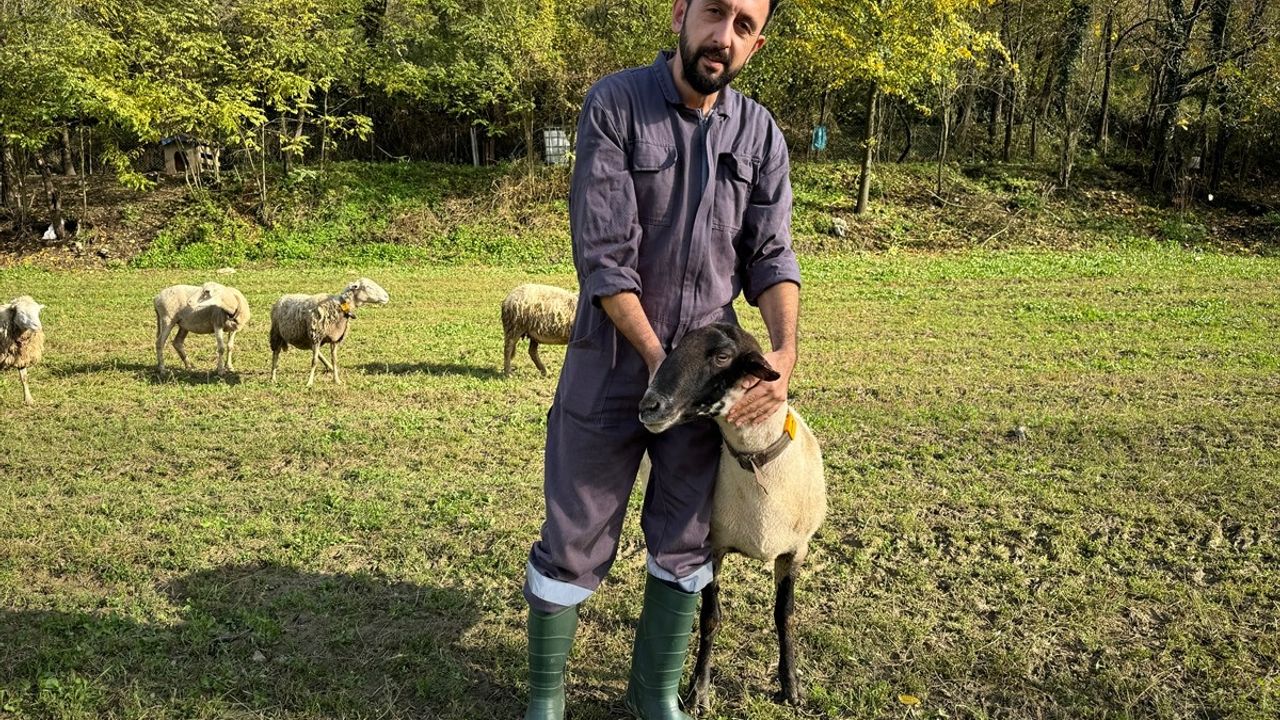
[784, 411, 796, 440]
[340, 301, 352, 314]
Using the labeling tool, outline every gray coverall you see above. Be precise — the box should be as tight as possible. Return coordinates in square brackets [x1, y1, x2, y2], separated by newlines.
[525, 51, 801, 613]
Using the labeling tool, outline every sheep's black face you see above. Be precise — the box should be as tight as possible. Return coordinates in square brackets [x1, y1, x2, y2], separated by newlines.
[639, 323, 779, 434]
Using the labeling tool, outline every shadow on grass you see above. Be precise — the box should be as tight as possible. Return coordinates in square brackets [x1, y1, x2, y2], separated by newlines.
[52, 361, 246, 385]
[0, 562, 524, 717]
[355, 361, 506, 380]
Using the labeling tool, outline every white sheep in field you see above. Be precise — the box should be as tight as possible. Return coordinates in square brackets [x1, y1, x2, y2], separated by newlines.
[1, 296, 46, 405]
[501, 283, 577, 376]
[154, 282, 250, 375]
[639, 322, 826, 713]
[269, 278, 389, 386]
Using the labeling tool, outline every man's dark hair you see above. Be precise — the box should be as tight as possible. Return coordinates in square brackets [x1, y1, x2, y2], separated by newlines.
[765, 0, 782, 27]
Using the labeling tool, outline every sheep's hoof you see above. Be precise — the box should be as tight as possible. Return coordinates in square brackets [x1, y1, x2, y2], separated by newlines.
[682, 685, 712, 716]
[775, 682, 805, 706]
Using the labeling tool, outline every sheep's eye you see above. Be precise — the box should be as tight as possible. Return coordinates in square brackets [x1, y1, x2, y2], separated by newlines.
[713, 352, 733, 366]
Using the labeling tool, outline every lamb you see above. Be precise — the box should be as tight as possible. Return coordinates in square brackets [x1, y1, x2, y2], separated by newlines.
[154, 282, 250, 375]
[501, 283, 577, 376]
[1, 296, 46, 405]
[638, 322, 826, 713]
[269, 278, 389, 386]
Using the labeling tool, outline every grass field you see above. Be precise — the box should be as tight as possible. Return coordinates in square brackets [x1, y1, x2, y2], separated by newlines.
[1, 248, 1278, 719]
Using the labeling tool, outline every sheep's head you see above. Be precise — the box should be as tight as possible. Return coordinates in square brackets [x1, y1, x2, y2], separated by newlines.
[221, 304, 245, 332]
[6, 296, 45, 336]
[345, 278, 390, 309]
[639, 323, 779, 434]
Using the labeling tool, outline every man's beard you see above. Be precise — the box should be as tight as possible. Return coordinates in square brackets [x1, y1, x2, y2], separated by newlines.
[679, 26, 740, 96]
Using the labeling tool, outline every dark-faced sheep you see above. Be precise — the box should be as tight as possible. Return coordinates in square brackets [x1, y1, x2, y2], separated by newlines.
[154, 282, 250, 375]
[269, 278, 389, 386]
[501, 283, 576, 376]
[639, 322, 826, 712]
[1, 296, 46, 405]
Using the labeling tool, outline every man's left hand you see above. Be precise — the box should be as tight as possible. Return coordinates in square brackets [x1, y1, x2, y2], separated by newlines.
[725, 350, 795, 426]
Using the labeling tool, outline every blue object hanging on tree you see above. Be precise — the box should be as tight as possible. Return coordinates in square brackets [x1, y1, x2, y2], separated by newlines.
[811, 125, 828, 152]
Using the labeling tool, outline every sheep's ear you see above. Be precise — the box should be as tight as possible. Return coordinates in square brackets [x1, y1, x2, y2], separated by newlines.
[738, 351, 781, 382]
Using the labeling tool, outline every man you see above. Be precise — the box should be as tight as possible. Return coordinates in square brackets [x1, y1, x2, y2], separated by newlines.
[523, 1, 798, 718]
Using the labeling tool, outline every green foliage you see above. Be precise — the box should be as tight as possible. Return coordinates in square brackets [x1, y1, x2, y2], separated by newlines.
[130, 161, 571, 268]
[1158, 215, 1210, 246]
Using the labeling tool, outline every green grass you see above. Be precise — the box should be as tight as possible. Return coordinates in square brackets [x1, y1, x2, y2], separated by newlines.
[1, 248, 1278, 719]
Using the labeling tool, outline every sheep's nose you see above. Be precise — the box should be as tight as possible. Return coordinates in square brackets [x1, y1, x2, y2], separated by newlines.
[638, 391, 669, 421]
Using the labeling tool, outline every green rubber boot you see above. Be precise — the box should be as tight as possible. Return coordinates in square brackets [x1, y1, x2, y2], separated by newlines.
[524, 604, 580, 720]
[623, 575, 698, 719]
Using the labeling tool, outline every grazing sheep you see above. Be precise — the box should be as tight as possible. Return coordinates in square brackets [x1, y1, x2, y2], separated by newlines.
[638, 322, 826, 712]
[269, 278, 389, 386]
[154, 282, 251, 375]
[1, 296, 46, 405]
[501, 283, 577, 376]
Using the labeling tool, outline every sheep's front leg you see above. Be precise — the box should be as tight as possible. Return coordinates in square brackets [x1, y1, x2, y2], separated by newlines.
[155, 318, 173, 374]
[774, 553, 803, 705]
[329, 343, 341, 384]
[528, 339, 547, 376]
[307, 347, 320, 387]
[684, 552, 726, 715]
[270, 349, 281, 382]
[19, 368, 33, 405]
[173, 328, 193, 370]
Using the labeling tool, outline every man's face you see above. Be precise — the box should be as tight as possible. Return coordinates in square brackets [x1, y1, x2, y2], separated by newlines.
[672, 0, 770, 96]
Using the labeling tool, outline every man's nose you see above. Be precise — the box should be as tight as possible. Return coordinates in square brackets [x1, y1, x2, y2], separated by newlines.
[712, 19, 734, 52]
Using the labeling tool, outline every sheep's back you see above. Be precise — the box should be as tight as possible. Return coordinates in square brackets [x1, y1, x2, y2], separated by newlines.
[271, 294, 346, 348]
[154, 285, 202, 318]
[502, 285, 576, 344]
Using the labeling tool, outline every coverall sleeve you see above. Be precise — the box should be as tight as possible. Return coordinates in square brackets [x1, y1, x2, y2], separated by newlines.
[570, 90, 644, 307]
[738, 119, 802, 305]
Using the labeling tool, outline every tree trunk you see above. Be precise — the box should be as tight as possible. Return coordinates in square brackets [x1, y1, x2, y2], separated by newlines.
[525, 111, 536, 165]
[1002, 78, 1016, 162]
[33, 154, 65, 242]
[13, 150, 29, 233]
[0, 138, 12, 211]
[897, 102, 914, 163]
[60, 125, 76, 176]
[280, 114, 292, 174]
[321, 91, 329, 167]
[989, 84, 1004, 146]
[1148, 1, 1198, 192]
[990, 0, 1011, 145]
[937, 96, 951, 196]
[1098, 8, 1115, 155]
[953, 70, 977, 154]
[1060, 127, 1077, 188]
[293, 109, 307, 167]
[1029, 46, 1053, 161]
[855, 83, 878, 215]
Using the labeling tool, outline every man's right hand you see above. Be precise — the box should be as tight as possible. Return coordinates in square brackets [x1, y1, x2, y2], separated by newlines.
[600, 292, 665, 381]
